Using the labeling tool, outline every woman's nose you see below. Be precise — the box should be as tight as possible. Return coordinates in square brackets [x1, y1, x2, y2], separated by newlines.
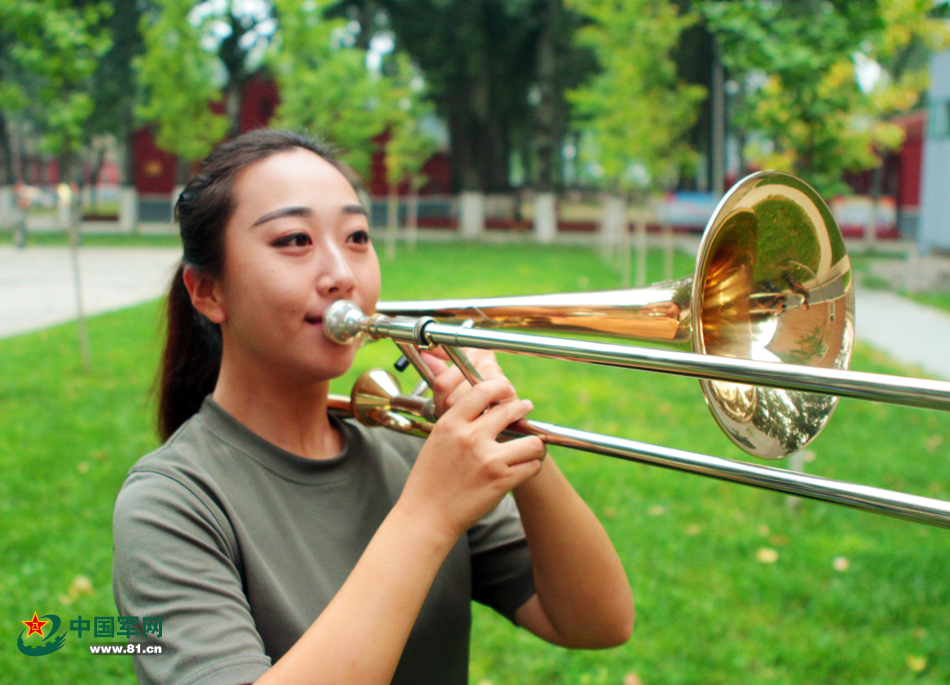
[316, 244, 357, 297]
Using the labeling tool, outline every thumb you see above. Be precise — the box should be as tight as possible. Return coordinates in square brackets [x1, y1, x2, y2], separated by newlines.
[420, 349, 451, 376]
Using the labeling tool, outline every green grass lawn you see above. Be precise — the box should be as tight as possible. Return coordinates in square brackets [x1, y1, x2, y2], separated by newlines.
[2, 243, 948, 683]
[0, 229, 182, 249]
[903, 291, 950, 315]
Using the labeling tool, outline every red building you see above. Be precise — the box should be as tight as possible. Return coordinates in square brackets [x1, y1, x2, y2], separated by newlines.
[844, 110, 926, 238]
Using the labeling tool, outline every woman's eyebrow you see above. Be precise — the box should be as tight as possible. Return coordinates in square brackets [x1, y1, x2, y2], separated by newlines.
[252, 204, 366, 227]
[251, 206, 312, 227]
[342, 204, 367, 217]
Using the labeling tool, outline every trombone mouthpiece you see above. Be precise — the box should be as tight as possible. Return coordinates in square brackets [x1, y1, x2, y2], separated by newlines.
[323, 300, 368, 344]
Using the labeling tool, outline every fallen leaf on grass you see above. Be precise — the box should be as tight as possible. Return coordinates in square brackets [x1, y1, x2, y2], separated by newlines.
[906, 654, 927, 672]
[833, 556, 850, 572]
[756, 547, 779, 564]
[623, 673, 643, 685]
[60, 575, 94, 604]
[924, 434, 943, 452]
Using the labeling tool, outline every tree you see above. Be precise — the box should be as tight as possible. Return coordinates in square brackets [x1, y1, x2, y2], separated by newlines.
[338, 0, 540, 193]
[0, 0, 112, 369]
[702, 0, 950, 196]
[0, 0, 111, 185]
[138, 0, 277, 174]
[268, 0, 394, 177]
[85, 0, 146, 187]
[137, 0, 229, 175]
[566, 0, 704, 282]
[567, 0, 704, 194]
[380, 53, 439, 255]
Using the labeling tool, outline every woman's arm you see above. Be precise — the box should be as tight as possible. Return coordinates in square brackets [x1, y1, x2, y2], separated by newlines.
[512, 457, 634, 648]
[258, 379, 546, 684]
[425, 348, 634, 649]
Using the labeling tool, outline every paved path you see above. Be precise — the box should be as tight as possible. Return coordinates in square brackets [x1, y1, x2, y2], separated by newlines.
[854, 288, 950, 380]
[0, 246, 180, 339]
[1, 246, 949, 381]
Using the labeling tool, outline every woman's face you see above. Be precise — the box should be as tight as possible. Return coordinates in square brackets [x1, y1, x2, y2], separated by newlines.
[212, 147, 381, 385]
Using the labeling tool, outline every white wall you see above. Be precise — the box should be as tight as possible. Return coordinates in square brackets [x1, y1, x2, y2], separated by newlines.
[919, 50, 950, 253]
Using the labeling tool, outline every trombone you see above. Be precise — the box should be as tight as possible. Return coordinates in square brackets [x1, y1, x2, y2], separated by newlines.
[324, 172, 950, 528]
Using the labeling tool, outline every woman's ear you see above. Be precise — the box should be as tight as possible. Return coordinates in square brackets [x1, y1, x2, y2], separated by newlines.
[182, 266, 227, 324]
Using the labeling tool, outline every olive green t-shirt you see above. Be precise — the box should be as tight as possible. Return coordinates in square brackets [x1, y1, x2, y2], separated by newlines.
[112, 397, 536, 684]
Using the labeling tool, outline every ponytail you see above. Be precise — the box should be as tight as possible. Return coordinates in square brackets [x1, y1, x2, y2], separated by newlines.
[157, 264, 222, 441]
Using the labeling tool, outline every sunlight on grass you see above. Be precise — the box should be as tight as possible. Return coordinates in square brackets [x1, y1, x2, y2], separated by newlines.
[1, 242, 948, 683]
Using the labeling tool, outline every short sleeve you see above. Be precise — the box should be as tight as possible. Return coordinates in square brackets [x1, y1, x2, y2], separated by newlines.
[467, 494, 536, 624]
[112, 470, 272, 685]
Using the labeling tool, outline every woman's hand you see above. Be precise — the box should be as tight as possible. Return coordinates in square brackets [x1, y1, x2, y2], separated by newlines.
[420, 347, 506, 416]
[399, 375, 546, 543]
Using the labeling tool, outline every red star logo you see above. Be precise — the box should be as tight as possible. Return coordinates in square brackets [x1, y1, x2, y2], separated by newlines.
[22, 612, 49, 638]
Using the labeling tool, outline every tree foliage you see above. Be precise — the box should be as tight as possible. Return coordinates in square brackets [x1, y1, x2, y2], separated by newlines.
[136, 0, 229, 166]
[380, 53, 438, 189]
[0, 0, 111, 177]
[703, 0, 950, 195]
[566, 0, 705, 193]
[269, 0, 435, 180]
[268, 0, 385, 175]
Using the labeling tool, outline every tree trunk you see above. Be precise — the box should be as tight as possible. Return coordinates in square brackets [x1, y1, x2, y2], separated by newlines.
[407, 183, 419, 251]
[0, 111, 15, 187]
[711, 39, 725, 196]
[386, 184, 399, 260]
[866, 163, 883, 251]
[226, 79, 244, 138]
[534, 191, 557, 244]
[601, 191, 626, 262]
[533, 0, 560, 242]
[459, 191, 485, 240]
[61, 151, 92, 371]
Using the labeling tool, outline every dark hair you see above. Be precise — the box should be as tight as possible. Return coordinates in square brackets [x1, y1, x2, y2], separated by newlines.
[158, 129, 355, 441]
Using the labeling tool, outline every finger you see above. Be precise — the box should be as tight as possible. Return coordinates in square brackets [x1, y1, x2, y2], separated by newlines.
[499, 445, 546, 487]
[496, 435, 547, 466]
[467, 348, 504, 381]
[419, 349, 451, 377]
[447, 379, 517, 422]
[432, 364, 467, 415]
[444, 381, 475, 412]
[476, 397, 535, 436]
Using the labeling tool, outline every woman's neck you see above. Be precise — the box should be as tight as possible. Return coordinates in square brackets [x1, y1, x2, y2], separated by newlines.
[212, 361, 343, 461]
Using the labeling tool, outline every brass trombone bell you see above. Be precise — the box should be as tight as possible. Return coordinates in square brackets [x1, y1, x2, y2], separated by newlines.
[371, 172, 854, 459]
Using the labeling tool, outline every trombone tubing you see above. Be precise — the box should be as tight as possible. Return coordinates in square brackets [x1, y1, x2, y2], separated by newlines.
[364, 315, 950, 412]
[327, 394, 950, 528]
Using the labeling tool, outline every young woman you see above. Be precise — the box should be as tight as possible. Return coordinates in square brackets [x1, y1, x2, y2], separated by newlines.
[113, 129, 633, 685]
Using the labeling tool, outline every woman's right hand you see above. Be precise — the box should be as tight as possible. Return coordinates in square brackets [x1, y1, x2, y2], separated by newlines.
[398, 378, 546, 543]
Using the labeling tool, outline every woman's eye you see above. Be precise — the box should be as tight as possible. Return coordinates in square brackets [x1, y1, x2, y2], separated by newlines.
[274, 232, 312, 248]
[348, 229, 371, 245]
